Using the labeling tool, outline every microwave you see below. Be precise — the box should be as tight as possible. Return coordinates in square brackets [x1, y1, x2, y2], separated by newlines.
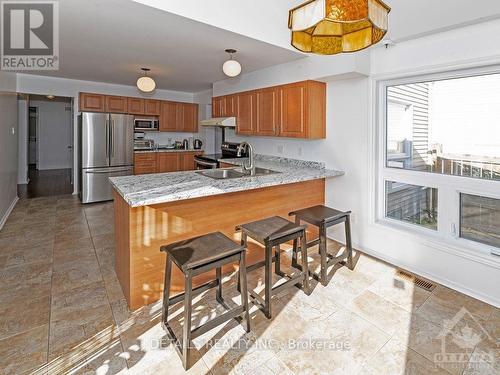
[134, 118, 159, 131]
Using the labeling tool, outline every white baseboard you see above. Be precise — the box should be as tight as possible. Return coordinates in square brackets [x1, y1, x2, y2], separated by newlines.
[329, 235, 500, 308]
[0, 197, 19, 231]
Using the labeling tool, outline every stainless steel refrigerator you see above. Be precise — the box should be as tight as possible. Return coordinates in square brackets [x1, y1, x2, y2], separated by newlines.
[79, 112, 134, 203]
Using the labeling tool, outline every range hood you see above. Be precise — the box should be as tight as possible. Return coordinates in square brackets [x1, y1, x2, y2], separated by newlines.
[200, 117, 236, 127]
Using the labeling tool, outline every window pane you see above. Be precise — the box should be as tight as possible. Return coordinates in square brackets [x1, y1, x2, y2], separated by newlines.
[385, 181, 438, 230]
[460, 194, 500, 248]
[386, 74, 500, 180]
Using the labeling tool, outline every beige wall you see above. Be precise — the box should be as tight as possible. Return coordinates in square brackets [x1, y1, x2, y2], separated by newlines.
[0, 72, 18, 228]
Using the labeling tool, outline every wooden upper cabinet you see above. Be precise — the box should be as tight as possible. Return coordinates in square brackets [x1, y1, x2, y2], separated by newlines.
[80, 93, 105, 112]
[144, 99, 161, 116]
[222, 95, 237, 117]
[256, 87, 279, 136]
[105, 96, 128, 113]
[236, 91, 256, 135]
[128, 98, 145, 115]
[160, 101, 180, 132]
[278, 82, 307, 138]
[181, 103, 198, 133]
[158, 153, 179, 172]
[212, 96, 224, 117]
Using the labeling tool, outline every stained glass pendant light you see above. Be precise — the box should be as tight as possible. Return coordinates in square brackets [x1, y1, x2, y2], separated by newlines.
[288, 0, 391, 55]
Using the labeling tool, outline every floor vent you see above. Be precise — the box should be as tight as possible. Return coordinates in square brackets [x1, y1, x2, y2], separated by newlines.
[395, 269, 437, 292]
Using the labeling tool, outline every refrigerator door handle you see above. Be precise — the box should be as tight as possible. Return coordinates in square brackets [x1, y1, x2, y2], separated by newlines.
[84, 167, 133, 174]
[110, 119, 114, 157]
[105, 118, 110, 161]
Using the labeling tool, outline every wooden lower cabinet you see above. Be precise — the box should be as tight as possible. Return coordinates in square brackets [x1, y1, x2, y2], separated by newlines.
[134, 151, 202, 174]
[134, 153, 157, 175]
[158, 153, 179, 172]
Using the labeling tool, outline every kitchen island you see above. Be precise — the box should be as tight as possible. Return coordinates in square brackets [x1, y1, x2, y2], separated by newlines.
[110, 155, 344, 309]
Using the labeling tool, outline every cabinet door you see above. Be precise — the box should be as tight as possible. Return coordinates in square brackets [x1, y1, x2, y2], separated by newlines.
[256, 87, 279, 136]
[158, 153, 179, 172]
[128, 98, 145, 115]
[181, 103, 198, 133]
[236, 91, 256, 135]
[79, 93, 105, 112]
[223, 95, 237, 117]
[134, 153, 157, 175]
[179, 152, 198, 171]
[212, 97, 224, 117]
[160, 101, 180, 131]
[279, 82, 307, 138]
[144, 99, 161, 116]
[105, 96, 128, 113]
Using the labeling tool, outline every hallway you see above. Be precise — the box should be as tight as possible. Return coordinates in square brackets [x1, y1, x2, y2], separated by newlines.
[17, 166, 73, 199]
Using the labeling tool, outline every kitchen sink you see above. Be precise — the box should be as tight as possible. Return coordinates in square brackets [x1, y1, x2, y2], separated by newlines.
[196, 167, 280, 179]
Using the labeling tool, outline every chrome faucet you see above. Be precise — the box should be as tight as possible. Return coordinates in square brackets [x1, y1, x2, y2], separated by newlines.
[237, 142, 254, 171]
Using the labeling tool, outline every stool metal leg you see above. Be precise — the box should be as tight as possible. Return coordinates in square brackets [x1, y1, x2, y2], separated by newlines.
[345, 216, 354, 271]
[237, 232, 248, 293]
[239, 252, 251, 333]
[162, 256, 172, 329]
[274, 245, 282, 275]
[319, 224, 328, 286]
[216, 267, 223, 303]
[264, 243, 273, 319]
[291, 217, 300, 268]
[301, 230, 310, 293]
[182, 271, 193, 370]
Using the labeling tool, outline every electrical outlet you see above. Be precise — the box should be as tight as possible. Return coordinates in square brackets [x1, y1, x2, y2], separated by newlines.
[277, 144, 285, 154]
[11, 126, 15, 135]
[298, 146, 303, 156]
[350, 212, 356, 223]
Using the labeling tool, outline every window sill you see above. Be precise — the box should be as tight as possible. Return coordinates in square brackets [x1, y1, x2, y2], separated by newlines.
[374, 218, 500, 269]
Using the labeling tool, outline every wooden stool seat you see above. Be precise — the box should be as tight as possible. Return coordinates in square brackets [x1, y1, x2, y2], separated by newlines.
[289, 205, 354, 286]
[237, 216, 309, 319]
[161, 232, 250, 370]
[163, 232, 245, 271]
[290, 205, 350, 226]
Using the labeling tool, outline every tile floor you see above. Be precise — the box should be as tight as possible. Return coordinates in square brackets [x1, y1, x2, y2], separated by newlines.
[0, 195, 498, 375]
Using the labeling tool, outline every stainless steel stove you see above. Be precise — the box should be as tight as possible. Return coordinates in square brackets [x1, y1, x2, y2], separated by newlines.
[194, 142, 248, 169]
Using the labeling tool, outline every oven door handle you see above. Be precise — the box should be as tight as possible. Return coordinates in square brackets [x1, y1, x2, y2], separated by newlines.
[195, 159, 218, 167]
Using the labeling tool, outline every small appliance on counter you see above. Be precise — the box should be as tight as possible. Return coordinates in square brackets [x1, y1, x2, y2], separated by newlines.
[194, 141, 248, 169]
[134, 139, 155, 151]
[194, 139, 203, 150]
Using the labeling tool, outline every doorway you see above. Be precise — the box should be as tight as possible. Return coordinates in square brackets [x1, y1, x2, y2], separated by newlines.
[18, 94, 74, 199]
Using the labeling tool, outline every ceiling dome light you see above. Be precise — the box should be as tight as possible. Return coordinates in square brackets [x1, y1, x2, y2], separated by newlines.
[46, 95, 55, 100]
[137, 68, 156, 93]
[222, 49, 242, 78]
[288, 0, 391, 55]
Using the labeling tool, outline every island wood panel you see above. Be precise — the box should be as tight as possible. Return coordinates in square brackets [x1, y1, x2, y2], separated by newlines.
[114, 178, 325, 309]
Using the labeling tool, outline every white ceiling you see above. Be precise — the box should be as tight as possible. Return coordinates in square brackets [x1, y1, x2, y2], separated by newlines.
[21, 0, 302, 93]
[22, 0, 500, 93]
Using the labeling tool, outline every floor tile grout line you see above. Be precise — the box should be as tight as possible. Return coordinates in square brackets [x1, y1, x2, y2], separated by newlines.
[83, 204, 132, 372]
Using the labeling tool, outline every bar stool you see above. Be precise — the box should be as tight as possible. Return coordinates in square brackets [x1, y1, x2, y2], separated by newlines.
[161, 232, 250, 370]
[289, 205, 354, 286]
[236, 216, 309, 319]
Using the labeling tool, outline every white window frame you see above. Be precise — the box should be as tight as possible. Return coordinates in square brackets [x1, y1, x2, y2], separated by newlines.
[373, 65, 500, 264]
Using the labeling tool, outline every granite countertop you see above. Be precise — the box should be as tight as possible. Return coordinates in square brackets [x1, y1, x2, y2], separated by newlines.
[110, 155, 345, 207]
[134, 149, 203, 153]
